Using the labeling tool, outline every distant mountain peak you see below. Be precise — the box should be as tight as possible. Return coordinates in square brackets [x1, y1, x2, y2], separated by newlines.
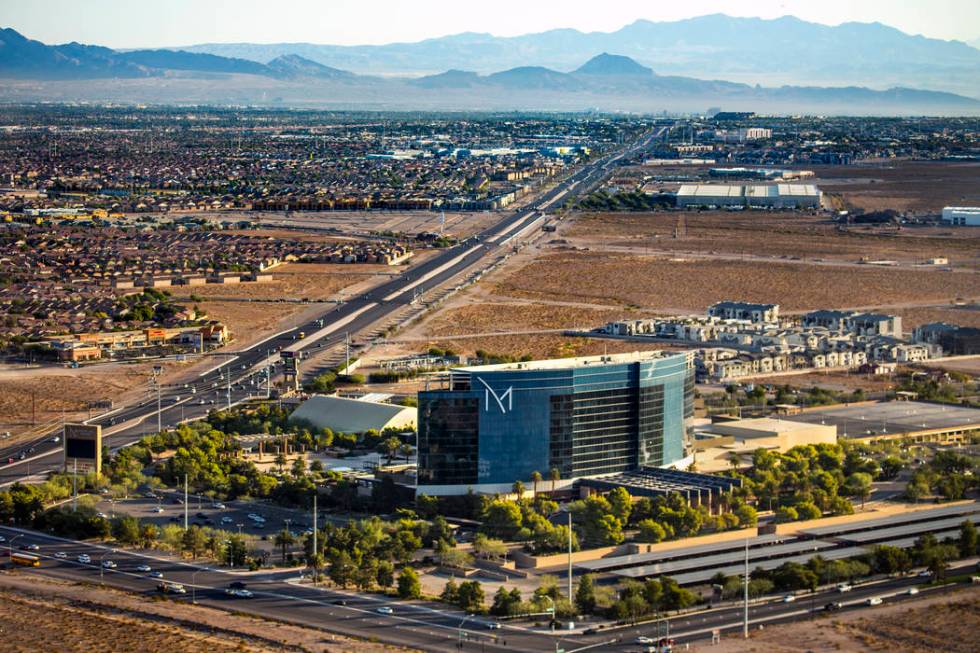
[574, 52, 652, 76]
[266, 53, 352, 79]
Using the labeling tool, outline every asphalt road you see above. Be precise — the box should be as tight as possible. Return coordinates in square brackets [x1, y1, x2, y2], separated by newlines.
[0, 127, 665, 488]
[2, 522, 975, 653]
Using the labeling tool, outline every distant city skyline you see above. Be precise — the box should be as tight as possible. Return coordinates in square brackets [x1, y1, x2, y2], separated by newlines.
[1, 0, 978, 49]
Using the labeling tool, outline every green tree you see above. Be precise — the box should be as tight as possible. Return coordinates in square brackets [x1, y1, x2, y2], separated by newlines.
[959, 519, 978, 558]
[274, 528, 296, 564]
[397, 566, 422, 599]
[378, 436, 402, 464]
[575, 573, 597, 613]
[607, 487, 633, 524]
[843, 472, 873, 509]
[734, 505, 758, 527]
[376, 560, 396, 589]
[181, 525, 208, 559]
[531, 471, 543, 496]
[440, 578, 460, 604]
[637, 519, 666, 543]
[457, 580, 485, 613]
[112, 516, 141, 545]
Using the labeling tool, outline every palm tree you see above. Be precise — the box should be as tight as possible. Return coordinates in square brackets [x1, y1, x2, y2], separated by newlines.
[549, 467, 561, 493]
[531, 471, 542, 497]
[274, 528, 296, 564]
[512, 480, 525, 498]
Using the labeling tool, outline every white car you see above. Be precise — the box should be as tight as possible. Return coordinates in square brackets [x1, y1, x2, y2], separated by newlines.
[866, 597, 883, 606]
[375, 606, 393, 615]
[636, 636, 655, 645]
[153, 507, 165, 513]
[213, 503, 226, 510]
[836, 583, 853, 593]
[782, 594, 796, 603]
[907, 587, 919, 595]
[149, 571, 164, 579]
[102, 560, 117, 569]
[54, 551, 68, 559]
[78, 554, 91, 564]
[136, 564, 152, 573]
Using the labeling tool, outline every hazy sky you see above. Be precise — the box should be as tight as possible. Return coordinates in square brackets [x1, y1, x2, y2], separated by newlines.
[2, 0, 979, 48]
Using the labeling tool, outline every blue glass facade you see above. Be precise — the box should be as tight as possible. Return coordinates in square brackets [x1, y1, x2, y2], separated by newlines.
[418, 352, 694, 491]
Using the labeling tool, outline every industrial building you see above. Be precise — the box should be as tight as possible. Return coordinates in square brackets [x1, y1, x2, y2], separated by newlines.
[289, 395, 417, 434]
[675, 184, 821, 209]
[942, 206, 980, 226]
[416, 351, 695, 496]
[691, 417, 838, 472]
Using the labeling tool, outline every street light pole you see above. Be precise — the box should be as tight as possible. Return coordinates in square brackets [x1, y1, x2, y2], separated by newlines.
[192, 568, 201, 604]
[743, 537, 749, 639]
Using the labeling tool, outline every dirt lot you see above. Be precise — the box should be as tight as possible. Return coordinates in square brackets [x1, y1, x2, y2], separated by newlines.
[492, 251, 978, 314]
[815, 160, 980, 213]
[0, 572, 410, 653]
[567, 210, 980, 264]
[700, 586, 980, 653]
[0, 361, 166, 440]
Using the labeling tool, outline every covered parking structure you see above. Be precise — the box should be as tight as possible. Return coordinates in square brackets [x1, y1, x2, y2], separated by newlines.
[579, 467, 741, 514]
[783, 401, 980, 444]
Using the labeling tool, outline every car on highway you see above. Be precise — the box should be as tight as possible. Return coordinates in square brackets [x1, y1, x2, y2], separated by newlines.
[212, 503, 226, 510]
[153, 506, 165, 513]
[782, 594, 796, 603]
[824, 602, 842, 611]
[21, 543, 40, 551]
[836, 583, 852, 593]
[486, 622, 501, 630]
[77, 554, 91, 564]
[102, 560, 117, 569]
[136, 564, 152, 573]
[149, 571, 164, 579]
[332, 599, 348, 606]
[636, 637, 655, 645]
[865, 597, 883, 606]
[225, 588, 253, 598]
[917, 571, 932, 578]
[158, 582, 186, 594]
[0, 536, 5, 543]
[54, 551, 67, 559]
[907, 587, 919, 595]
[375, 606, 394, 615]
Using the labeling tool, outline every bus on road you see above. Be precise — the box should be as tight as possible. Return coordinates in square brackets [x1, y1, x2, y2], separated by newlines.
[11, 552, 40, 567]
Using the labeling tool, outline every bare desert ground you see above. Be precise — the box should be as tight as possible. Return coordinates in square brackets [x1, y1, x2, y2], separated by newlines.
[0, 572, 412, 653]
[567, 210, 980, 264]
[815, 160, 980, 213]
[492, 251, 978, 314]
[699, 586, 980, 653]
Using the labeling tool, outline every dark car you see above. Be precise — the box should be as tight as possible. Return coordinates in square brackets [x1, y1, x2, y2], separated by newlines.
[824, 602, 842, 611]
[332, 599, 348, 606]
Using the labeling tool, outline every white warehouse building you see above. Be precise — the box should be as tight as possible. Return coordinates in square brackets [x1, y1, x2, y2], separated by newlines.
[942, 207, 980, 226]
[676, 184, 821, 209]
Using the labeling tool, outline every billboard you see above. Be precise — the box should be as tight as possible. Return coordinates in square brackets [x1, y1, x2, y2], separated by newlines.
[63, 423, 102, 474]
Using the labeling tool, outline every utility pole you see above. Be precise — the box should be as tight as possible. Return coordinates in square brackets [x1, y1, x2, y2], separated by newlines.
[72, 458, 77, 512]
[345, 332, 350, 371]
[743, 537, 750, 639]
[184, 474, 189, 531]
[226, 366, 231, 410]
[567, 511, 574, 609]
[312, 493, 318, 585]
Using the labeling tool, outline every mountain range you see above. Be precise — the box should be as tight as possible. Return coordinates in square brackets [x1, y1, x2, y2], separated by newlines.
[0, 26, 978, 115]
[178, 15, 980, 97]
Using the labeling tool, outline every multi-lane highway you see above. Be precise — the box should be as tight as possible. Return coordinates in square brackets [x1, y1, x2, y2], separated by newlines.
[0, 128, 663, 487]
[2, 522, 972, 652]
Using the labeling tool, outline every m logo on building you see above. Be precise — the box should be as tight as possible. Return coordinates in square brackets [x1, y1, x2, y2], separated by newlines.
[477, 378, 513, 414]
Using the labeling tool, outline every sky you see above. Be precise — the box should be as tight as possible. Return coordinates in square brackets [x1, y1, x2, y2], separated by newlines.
[2, 0, 979, 48]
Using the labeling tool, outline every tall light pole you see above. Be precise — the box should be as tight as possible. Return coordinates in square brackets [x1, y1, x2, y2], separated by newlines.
[152, 364, 163, 434]
[743, 537, 750, 639]
[183, 474, 189, 531]
[312, 493, 318, 584]
[192, 568, 201, 604]
[567, 510, 574, 613]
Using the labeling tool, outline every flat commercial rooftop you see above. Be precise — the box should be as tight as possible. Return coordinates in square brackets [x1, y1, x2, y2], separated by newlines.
[579, 467, 741, 501]
[458, 349, 685, 373]
[784, 401, 980, 440]
[831, 517, 974, 544]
